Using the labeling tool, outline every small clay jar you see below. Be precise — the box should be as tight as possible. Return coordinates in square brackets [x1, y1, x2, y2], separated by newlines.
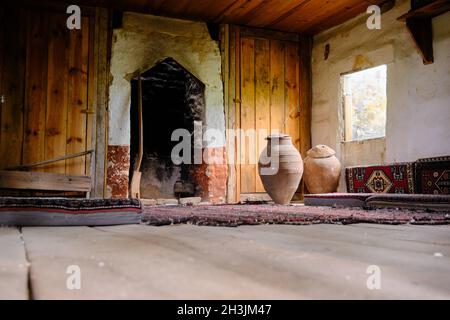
[258, 134, 303, 204]
[303, 145, 341, 194]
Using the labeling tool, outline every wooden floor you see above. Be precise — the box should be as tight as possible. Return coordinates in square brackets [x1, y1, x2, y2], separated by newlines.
[1, 224, 450, 299]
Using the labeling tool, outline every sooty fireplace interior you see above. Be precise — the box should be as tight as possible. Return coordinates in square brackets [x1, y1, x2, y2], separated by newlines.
[130, 58, 205, 199]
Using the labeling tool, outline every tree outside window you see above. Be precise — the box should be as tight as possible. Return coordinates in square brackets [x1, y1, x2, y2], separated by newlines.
[342, 65, 387, 141]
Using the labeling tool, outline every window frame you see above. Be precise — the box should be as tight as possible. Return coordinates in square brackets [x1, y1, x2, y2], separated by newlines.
[340, 64, 388, 143]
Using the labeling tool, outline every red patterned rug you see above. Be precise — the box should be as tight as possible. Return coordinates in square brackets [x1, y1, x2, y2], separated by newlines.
[346, 163, 415, 194]
[415, 156, 450, 195]
[142, 204, 449, 227]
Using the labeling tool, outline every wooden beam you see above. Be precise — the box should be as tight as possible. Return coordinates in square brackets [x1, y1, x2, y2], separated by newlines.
[239, 26, 300, 42]
[234, 26, 241, 202]
[0, 171, 91, 192]
[91, 7, 109, 198]
[220, 24, 235, 203]
[298, 35, 312, 197]
[397, 0, 450, 21]
[406, 17, 434, 64]
[397, 0, 450, 64]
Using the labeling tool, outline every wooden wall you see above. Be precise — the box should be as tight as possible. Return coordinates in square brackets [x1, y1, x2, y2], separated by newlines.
[0, 4, 109, 197]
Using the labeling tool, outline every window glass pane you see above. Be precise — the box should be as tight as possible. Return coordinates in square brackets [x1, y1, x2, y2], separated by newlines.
[342, 65, 387, 141]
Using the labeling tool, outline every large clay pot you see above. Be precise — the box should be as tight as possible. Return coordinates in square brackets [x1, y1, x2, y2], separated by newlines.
[303, 145, 341, 194]
[258, 134, 303, 204]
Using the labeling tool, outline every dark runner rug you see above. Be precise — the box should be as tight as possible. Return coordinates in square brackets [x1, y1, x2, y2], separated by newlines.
[304, 193, 450, 211]
[366, 194, 450, 210]
[304, 193, 372, 207]
[0, 198, 142, 226]
[142, 204, 450, 227]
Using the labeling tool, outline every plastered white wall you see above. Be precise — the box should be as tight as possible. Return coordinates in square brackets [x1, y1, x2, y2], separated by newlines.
[108, 13, 225, 147]
[311, 0, 450, 191]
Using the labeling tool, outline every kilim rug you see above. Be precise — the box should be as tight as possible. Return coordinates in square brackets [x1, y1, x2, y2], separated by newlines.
[142, 204, 450, 227]
[346, 163, 415, 194]
[415, 156, 450, 195]
[0, 198, 142, 226]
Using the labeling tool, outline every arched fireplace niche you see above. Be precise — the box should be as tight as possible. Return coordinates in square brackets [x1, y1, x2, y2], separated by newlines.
[129, 58, 205, 200]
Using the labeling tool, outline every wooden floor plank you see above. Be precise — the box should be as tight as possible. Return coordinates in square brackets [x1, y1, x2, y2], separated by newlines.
[21, 224, 450, 299]
[0, 227, 29, 300]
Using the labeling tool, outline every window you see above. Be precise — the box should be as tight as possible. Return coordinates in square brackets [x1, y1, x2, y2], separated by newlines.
[341, 65, 387, 141]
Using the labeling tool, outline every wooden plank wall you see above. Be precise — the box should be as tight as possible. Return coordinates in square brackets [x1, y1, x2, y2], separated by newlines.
[23, 11, 48, 172]
[0, 4, 109, 197]
[0, 7, 27, 170]
[221, 26, 312, 202]
[45, 13, 70, 174]
[0, 8, 90, 175]
[0, 7, 2, 149]
[254, 38, 270, 192]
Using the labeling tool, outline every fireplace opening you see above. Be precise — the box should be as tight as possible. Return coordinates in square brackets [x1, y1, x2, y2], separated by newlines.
[130, 58, 205, 199]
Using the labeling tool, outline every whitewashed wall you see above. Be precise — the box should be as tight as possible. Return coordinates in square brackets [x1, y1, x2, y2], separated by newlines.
[311, 0, 450, 191]
[108, 13, 225, 147]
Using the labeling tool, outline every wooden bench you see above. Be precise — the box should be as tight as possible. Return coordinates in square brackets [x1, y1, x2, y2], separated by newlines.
[0, 171, 91, 192]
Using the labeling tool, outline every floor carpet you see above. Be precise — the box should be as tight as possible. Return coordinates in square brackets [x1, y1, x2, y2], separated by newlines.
[0, 198, 142, 226]
[142, 204, 450, 227]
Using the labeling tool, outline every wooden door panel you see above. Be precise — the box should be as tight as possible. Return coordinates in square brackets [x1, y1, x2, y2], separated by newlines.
[285, 42, 301, 151]
[269, 39, 286, 135]
[45, 12, 70, 174]
[0, 7, 94, 179]
[66, 16, 90, 175]
[240, 37, 256, 194]
[254, 38, 270, 192]
[237, 32, 303, 195]
[223, 26, 311, 202]
[0, 6, 98, 196]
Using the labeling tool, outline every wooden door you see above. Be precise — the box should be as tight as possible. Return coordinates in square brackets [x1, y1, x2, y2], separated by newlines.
[222, 26, 312, 202]
[0, 6, 95, 182]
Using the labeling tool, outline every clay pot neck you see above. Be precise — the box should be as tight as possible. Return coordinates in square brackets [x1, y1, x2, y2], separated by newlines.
[266, 134, 292, 145]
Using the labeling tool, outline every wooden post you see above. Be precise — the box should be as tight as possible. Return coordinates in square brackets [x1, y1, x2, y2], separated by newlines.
[130, 73, 143, 199]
